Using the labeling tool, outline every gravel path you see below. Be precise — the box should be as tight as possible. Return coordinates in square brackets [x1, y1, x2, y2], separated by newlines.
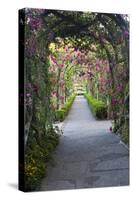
[39, 96, 129, 191]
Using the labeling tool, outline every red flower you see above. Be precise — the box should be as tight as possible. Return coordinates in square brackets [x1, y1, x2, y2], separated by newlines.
[52, 91, 57, 97]
[60, 96, 64, 101]
[77, 52, 80, 57]
[51, 56, 57, 64]
[59, 80, 65, 87]
[60, 64, 64, 68]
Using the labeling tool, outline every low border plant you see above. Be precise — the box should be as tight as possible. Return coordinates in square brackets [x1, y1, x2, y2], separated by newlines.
[84, 93, 107, 119]
[55, 94, 76, 121]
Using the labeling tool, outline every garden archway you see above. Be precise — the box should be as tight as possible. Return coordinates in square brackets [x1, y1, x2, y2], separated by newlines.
[19, 9, 129, 191]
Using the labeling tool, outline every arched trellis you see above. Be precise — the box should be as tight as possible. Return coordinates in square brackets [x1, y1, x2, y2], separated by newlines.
[21, 9, 129, 190]
[23, 8, 129, 147]
[45, 10, 129, 118]
[44, 11, 128, 89]
[25, 9, 129, 91]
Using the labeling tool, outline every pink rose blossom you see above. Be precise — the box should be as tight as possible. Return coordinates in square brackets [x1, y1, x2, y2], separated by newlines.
[60, 64, 64, 68]
[60, 96, 64, 101]
[59, 80, 65, 87]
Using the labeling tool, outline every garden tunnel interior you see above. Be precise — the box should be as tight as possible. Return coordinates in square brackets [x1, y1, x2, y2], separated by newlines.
[23, 8, 129, 144]
[20, 9, 129, 191]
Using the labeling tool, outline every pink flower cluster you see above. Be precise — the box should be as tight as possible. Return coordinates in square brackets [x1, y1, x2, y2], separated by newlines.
[59, 80, 65, 87]
[52, 91, 57, 97]
[50, 56, 57, 64]
[29, 18, 43, 30]
[60, 96, 64, 101]
[111, 97, 118, 105]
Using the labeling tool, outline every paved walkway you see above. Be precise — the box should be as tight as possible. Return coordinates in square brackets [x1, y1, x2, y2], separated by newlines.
[39, 96, 129, 191]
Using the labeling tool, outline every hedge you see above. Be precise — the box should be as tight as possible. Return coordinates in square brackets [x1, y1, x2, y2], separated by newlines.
[55, 95, 76, 121]
[84, 93, 107, 119]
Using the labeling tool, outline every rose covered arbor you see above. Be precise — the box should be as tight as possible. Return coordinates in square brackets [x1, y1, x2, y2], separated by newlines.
[19, 9, 129, 191]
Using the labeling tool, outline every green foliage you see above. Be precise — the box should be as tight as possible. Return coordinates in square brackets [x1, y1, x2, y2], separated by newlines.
[24, 129, 59, 191]
[55, 95, 76, 121]
[121, 124, 129, 144]
[113, 117, 129, 144]
[55, 109, 65, 122]
[84, 93, 107, 119]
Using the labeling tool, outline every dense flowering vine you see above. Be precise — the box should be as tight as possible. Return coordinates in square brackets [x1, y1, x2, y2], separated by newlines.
[20, 9, 129, 192]
[21, 8, 129, 149]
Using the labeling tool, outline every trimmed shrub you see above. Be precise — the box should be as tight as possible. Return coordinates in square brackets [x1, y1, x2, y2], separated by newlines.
[55, 94, 76, 121]
[55, 109, 65, 121]
[84, 93, 107, 119]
